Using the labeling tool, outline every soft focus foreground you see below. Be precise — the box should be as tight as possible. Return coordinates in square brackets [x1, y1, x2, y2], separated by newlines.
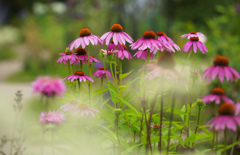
[1, 1, 240, 155]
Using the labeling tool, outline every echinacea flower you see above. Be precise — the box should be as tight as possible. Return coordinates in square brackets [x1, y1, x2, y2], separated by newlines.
[61, 100, 80, 112]
[72, 104, 100, 117]
[182, 37, 208, 54]
[202, 56, 240, 83]
[89, 56, 100, 64]
[150, 123, 166, 129]
[57, 50, 78, 65]
[235, 102, 240, 115]
[181, 31, 205, 39]
[202, 87, 234, 104]
[101, 49, 118, 55]
[133, 50, 154, 61]
[140, 51, 181, 80]
[93, 67, 111, 78]
[32, 76, 66, 97]
[101, 24, 133, 45]
[117, 44, 132, 60]
[64, 71, 94, 82]
[130, 30, 171, 53]
[71, 47, 88, 64]
[156, 32, 181, 52]
[107, 40, 124, 51]
[206, 103, 240, 131]
[40, 110, 65, 124]
[69, 28, 102, 50]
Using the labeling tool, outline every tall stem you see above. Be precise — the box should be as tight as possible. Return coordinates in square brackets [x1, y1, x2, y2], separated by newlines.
[116, 115, 121, 153]
[232, 129, 240, 155]
[67, 60, 71, 75]
[86, 46, 91, 106]
[212, 130, 216, 152]
[158, 82, 164, 153]
[147, 48, 150, 64]
[51, 129, 54, 155]
[102, 55, 109, 81]
[180, 52, 192, 74]
[144, 106, 149, 155]
[224, 129, 227, 155]
[78, 81, 81, 102]
[101, 77, 103, 106]
[80, 61, 82, 71]
[194, 106, 202, 135]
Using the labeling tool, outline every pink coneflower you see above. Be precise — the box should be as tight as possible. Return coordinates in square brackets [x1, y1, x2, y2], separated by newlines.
[64, 71, 94, 82]
[57, 51, 78, 65]
[93, 67, 111, 78]
[235, 102, 240, 115]
[101, 49, 118, 55]
[206, 103, 240, 131]
[182, 37, 208, 54]
[89, 56, 100, 64]
[130, 30, 171, 53]
[61, 100, 80, 112]
[150, 123, 166, 129]
[101, 24, 133, 45]
[202, 56, 240, 83]
[72, 104, 100, 117]
[202, 87, 234, 104]
[156, 32, 181, 52]
[181, 31, 205, 39]
[70, 47, 88, 65]
[117, 44, 132, 60]
[141, 51, 181, 80]
[40, 110, 65, 125]
[133, 50, 154, 61]
[69, 28, 102, 50]
[32, 76, 66, 97]
[107, 40, 124, 51]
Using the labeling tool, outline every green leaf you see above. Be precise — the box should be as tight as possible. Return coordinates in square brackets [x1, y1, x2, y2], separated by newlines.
[185, 133, 196, 146]
[180, 105, 186, 121]
[166, 108, 187, 116]
[176, 136, 185, 148]
[93, 88, 108, 97]
[120, 69, 134, 80]
[120, 144, 142, 155]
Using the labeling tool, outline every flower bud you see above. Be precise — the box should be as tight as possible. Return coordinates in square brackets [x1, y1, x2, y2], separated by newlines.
[114, 109, 122, 116]
[190, 69, 200, 80]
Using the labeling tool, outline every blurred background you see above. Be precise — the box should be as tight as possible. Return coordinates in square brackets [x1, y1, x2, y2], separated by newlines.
[1, 0, 240, 154]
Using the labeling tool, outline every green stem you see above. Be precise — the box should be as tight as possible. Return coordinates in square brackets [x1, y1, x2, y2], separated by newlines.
[80, 61, 82, 71]
[216, 131, 218, 154]
[102, 55, 109, 81]
[51, 129, 54, 155]
[116, 115, 121, 152]
[212, 130, 216, 152]
[86, 46, 91, 106]
[71, 64, 74, 74]
[147, 48, 150, 64]
[67, 60, 71, 75]
[156, 50, 159, 59]
[181, 51, 192, 74]
[193, 105, 202, 146]
[78, 81, 81, 102]
[120, 59, 122, 86]
[224, 129, 227, 155]
[101, 77, 103, 107]
[89, 64, 92, 105]
[158, 82, 164, 153]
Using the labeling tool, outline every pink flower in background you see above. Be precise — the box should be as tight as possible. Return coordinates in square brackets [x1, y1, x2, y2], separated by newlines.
[40, 110, 65, 124]
[107, 40, 124, 51]
[150, 123, 166, 129]
[93, 67, 112, 78]
[181, 31, 205, 39]
[156, 32, 181, 52]
[203, 56, 240, 83]
[71, 47, 88, 65]
[182, 37, 208, 54]
[235, 101, 240, 115]
[89, 56, 100, 64]
[117, 44, 132, 60]
[64, 71, 94, 82]
[71, 104, 100, 117]
[133, 50, 154, 61]
[202, 87, 234, 104]
[61, 100, 80, 112]
[69, 28, 102, 50]
[101, 24, 133, 45]
[130, 30, 171, 53]
[57, 51, 78, 65]
[207, 103, 240, 132]
[101, 49, 118, 55]
[32, 76, 66, 97]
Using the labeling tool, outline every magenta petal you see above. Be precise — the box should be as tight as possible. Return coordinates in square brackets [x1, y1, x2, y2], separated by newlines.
[202, 66, 214, 80]
[218, 67, 225, 83]
[193, 41, 197, 53]
[211, 66, 219, 80]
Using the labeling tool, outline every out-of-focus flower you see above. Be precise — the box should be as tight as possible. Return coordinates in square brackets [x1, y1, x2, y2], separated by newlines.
[235, 101, 240, 115]
[206, 103, 240, 131]
[61, 100, 80, 112]
[107, 40, 124, 51]
[150, 123, 165, 129]
[40, 110, 65, 124]
[133, 50, 154, 61]
[32, 76, 66, 97]
[69, 28, 102, 50]
[156, 32, 180, 52]
[190, 69, 200, 80]
[50, 2, 67, 15]
[202, 56, 240, 83]
[182, 37, 208, 54]
[32, 2, 48, 15]
[71, 47, 88, 65]
[93, 67, 111, 78]
[202, 87, 234, 104]
[89, 56, 100, 64]
[72, 104, 100, 117]
[101, 49, 118, 55]
[64, 71, 94, 82]
[181, 31, 205, 39]
[57, 48, 78, 65]
[117, 44, 132, 60]
[101, 24, 133, 45]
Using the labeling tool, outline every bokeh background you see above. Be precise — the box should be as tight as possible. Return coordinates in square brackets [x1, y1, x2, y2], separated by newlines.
[1, 0, 240, 154]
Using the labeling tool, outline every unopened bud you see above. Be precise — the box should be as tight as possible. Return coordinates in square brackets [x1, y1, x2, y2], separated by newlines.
[114, 109, 122, 116]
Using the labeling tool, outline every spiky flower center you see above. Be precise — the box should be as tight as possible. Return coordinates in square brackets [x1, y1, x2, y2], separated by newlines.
[78, 104, 88, 110]
[74, 71, 84, 76]
[212, 87, 225, 95]
[79, 28, 91, 37]
[154, 125, 161, 129]
[99, 67, 105, 70]
[190, 31, 197, 34]
[76, 47, 86, 55]
[70, 100, 78, 105]
[110, 40, 114, 44]
[110, 24, 123, 32]
[65, 52, 72, 55]
[157, 51, 175, 69]
[121, 44, 127, 50]
[90, 56, 94, 58]
[190, 37, 199, 41]
[143, 30, 156, 39]
[156, 32, 167, 36]
[213, 56, 229, 66]
[218, 103, 235, 116]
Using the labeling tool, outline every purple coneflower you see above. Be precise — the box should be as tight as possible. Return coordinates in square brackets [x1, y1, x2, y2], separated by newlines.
[57, 50, 78, 65]
[182, 37, 208, 54]
[89, 56, 100, 64]
[130, 30, 170, 53]
[40, 110, 65, 125]
[61, 100, 80, 112]
[150, 123, 166, 129]
[117, 44, 132, 60]
[64, 71, 94, 82]
[93, 67, 111, 78]
[206, 103, 240, 131]
[181, 31, 205, 39]
[203, 56, 240, 83]
[69, 28, 102, 50]
[156, 32, 181, 52]
[32, 76, 66, 97]
[235, 101, 240, 115]
[202, 87, 234, 104]
[107, 40, 124, 51]
[72, 104, 100, 117]
[133, 50, 154, 61]
[101, 24, 133, 45]
[71, 47, 88, 65]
